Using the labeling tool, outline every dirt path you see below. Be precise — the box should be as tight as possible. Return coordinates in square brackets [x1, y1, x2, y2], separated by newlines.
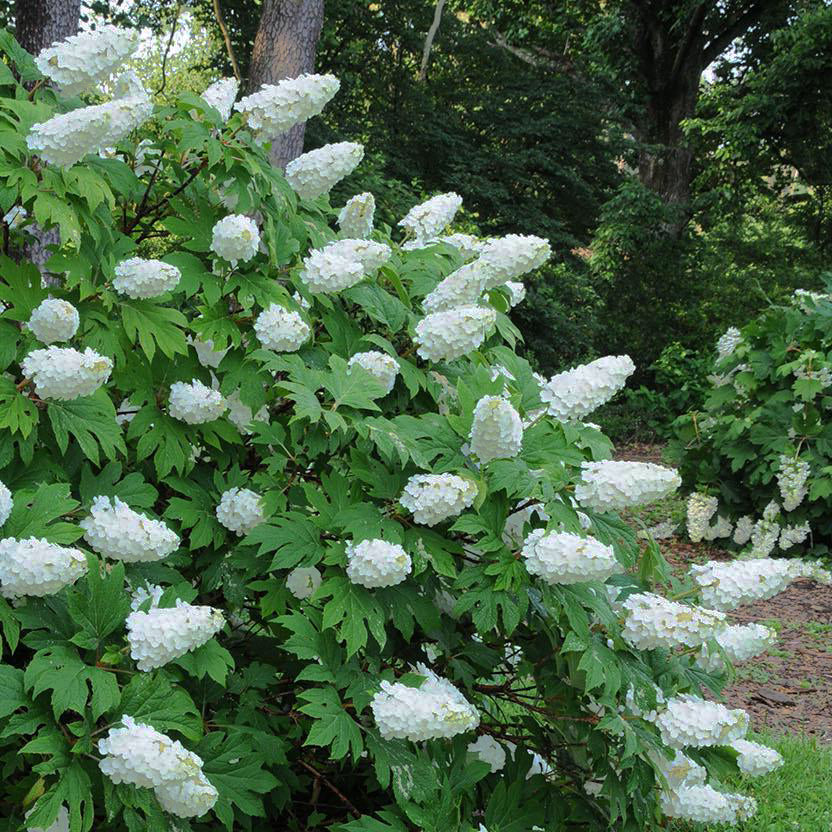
[616, 443, 832, 741]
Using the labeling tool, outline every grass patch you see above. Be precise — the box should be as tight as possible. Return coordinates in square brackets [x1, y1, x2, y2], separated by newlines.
[671, 733, 832, 831]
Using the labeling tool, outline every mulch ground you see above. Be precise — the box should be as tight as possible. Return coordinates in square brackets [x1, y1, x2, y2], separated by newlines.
[616, 443, 832, 742]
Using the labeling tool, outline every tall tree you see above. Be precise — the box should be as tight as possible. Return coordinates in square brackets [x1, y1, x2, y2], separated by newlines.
[14, 0, 80, 54]
[247, 0, 325, 168]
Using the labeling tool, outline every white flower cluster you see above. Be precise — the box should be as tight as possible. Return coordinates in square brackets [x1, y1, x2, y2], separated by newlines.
[716, 327, 742, 360]
[254, 304, 310, 351]
[98, 716, 217, 818]
[661, 785, 756, 825]
[690, 557, 831, 610]
[35, 25, 139, 95]
[0, 537, 87, 598]
[113, 257, 181, 299]
[347, 351, 399, 394]
[0, 481, 11, 527]
[346, 538, 411, 588]
[654, 695, 749, 749]
[504, 281, 526, 307]
[370, 663, 479, 741]
[422, 261, 490, 313]
[210, 215, 260, 266]
[234, 74, 340, 138]
[620, 592, 725, 650]
[80, 496, 179, 562]
[338, 192, 375, 238]
[299, 238, 391, 293]
[415, 305, 496, 362]
[399, 473, 478, 526]
[539, 355, 635, 421]
[731, 739, 784, 777]
[733, 515, 754, 545]
[749, 501, 781, 557]
[27, 298, 79, 344]
[696, 623, 777, 673]
[126, 600, 225, 671]
[686, 493, 717, 543]
[215, 487, 265, 535]
[286, 566, 322, 600]
[21, 346, 112, 400]
[201, 77, 239, 121]
[168, 380, 226, 424]
[28, 87, 153, 168]
[467, 735, 506, 772]
[522, 529, 622, 585]
[399, 193, 463, 242]
[440, 233, 482, 258]
[779, 521, 810, 549]
[477, 234, 552, 284]
[469, 395, 523, 464]
[285, 141, 364, 200]
[574, 460, 681, 512]
[777, 455, 810, 512]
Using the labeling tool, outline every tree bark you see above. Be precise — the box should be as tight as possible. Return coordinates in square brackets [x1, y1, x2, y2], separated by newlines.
[15, 0, 81, 55]
[248, 0, 325, 169]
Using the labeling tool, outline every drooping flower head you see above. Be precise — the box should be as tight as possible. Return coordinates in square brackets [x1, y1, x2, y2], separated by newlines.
[574, 460, 681, 512]
[415, 305, 496, 362]
[469, 395, 523, 464]
[113, 257, 181, 299]
[285, 142, 364, 200]
[210, 215, 260, 266]
[21, 346, 112, 400]
[0, 537, 87, 599]
[168, 380, 226, 424]
[338, 192, 375, 238]
[345, 538, 411, 588]
[620, 592, 725, 650]
[399, 474, 478, 526]
[215, 487, 265, 536]
[539, 355, 635, 421]
[299, 239, 391, 293]
[522, 529, 623, 584]
[27, 298, 79, 344]
[253, 304, 310, 352]
[399, 193, 462, 242]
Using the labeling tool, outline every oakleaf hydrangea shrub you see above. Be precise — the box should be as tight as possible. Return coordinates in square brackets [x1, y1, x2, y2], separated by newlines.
[0, 29, 816, 832]
[671, 283, 832, 552]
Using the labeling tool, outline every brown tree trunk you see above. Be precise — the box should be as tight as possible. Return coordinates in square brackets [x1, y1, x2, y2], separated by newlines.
[248, 0, 325, 169]
[15, 0, 81, 54]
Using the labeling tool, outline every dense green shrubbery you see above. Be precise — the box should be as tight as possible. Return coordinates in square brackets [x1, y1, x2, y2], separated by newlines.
[671, 283, 832, 552]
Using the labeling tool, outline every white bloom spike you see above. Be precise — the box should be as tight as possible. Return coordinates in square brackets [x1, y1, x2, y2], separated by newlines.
[655, 695, 749, 748]
[540, 355, 635, 421]
[113, 257, 181, 299]
[696, 623, 777, 673]
[201, 77, 239, 121]
[286, 566, 322, 600]
[777, 455, 810, 512]
[400, 474, 478, 526]
[253, 304, 310, 352]
[716, 327, 742, 360]
[620, 592, 725, 650]
[299, 239, 391, 293]
[346, 538, 411, 588]
[686, 493, 718, 543]
[168, 380, 226, 424]
[285, 141, 363, 200]
[215, 487, 265, 536]
[35, 25, 139, 95]
[21, 346, 112, 400]
[210, 215, 260, 266]
[27, 298, 79, 344]
[234, 74, 340, 138]
[347, 351, 399, 394]
[522, 529, 622, 585]
[415, 305, 496, 362]
[80, 496, 179, 563]
[469, 395, 523, 464]
[661, 785, 756, 825]
[0, 537, 87, 598]
[477, 234, 551, 285]
[422, 261, 489, 313]
[730, 739, 783, 777]
[399, 193, 462, 242]
[370, 663, 479, 740]
[574, 460, 681, 512]
[338, 192, 375, 238]
[126, 600, 225, 671]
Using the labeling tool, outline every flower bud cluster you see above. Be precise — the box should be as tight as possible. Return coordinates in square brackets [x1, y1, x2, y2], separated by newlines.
[347, 351, 399, 394]
[338, 192, 375, 238]
[27, 298, 79, 344]
[215, 487, 265, 535]
[370, 663, 479, 741]
[254, 304, 310, 351]
[539, 355, 635, 421]
[201, 78, 239, 121]
[113, 257, 181, 298]
[35, 25, 139, 95]
[285, 142, 364, 200]
[654, 695, 749, 749]
[415, 305, 496, 362]
[234, 74, 340, 138]
[210, 215, 260, 266]
[286, 566, 322, 600]
[574, 460, 681, 512]
[299, 239, 391, 293]
[22, 347, 112, 400]
[399, 473, 478, 526]
[80, 496, 179, 562]
[168, 380, 226, 424]
[522, 529, 622, 585]
[98, 716, 217, 818]
[0, 537, 87, 598]
[469, 395, 523, 464]
[399, 193, 462, 242]
[620, 592, 725, 650]
[777, 455, 810, 512]
[346, 538, 411, 588]
[126, 600, 225, 670]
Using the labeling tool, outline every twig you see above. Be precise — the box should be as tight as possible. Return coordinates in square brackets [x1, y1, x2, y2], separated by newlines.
[298, 760, 361, 818]
[418, 0, 447, 81]
[155, 1, 183, 96]
[213, 0, 242, 82]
